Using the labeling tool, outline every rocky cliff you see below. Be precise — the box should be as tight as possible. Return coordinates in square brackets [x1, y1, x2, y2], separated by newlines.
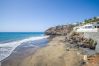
[65, 32, 97, 50]
[45, 24, 97, 50]
[45, 25, 74, 35]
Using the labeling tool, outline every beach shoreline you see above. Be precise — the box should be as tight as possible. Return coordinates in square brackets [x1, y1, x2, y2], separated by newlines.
[1, 36, 84, 66]
[20, 36, 84, 66]
[2, 35, 99, 66]
[1, 36, 49, 66]
[0, 35, 48, 61]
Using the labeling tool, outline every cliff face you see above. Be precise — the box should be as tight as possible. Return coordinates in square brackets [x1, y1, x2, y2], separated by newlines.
[45, 25, 74, 35]
[45, 24, 97, 50]
[66, 32, 97, 50]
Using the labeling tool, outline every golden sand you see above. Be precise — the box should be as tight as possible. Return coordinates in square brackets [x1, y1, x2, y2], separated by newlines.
[21, 36, 82, 66]
[2, 36, 83, 66]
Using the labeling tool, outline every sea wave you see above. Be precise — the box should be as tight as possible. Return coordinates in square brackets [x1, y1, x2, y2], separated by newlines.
[0, 36, 49, 61]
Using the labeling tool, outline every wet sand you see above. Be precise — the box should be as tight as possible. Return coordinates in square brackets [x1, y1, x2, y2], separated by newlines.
[1, 44, 39, 66]
[1, 36, 83, 66]
[1, 39, 48, 66]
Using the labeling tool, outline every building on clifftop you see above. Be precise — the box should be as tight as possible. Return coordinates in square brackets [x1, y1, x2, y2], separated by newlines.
[74, 21, 99, 32]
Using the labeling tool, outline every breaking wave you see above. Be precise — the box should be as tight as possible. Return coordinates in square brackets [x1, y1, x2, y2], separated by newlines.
[0, 36, 49, 61]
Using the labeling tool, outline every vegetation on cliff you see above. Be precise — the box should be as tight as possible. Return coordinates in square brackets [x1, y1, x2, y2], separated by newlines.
[82, 17, 99, 25]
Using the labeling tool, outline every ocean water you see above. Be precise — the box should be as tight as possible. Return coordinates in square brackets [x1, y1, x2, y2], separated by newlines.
[0, 32, 44, 43]
[0, 32, 49, 61]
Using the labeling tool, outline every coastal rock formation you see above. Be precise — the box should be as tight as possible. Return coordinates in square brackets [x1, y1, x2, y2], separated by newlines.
[65, 32, 97, 50]
[45, 25, 74, 35]
[45, 24, 97, 50]
[85, 54, 99, 66]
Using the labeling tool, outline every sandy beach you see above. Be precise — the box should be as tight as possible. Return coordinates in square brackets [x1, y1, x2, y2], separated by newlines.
[21, 36, 84, 66]
[1, 36, 84, 66]
[1, 38, 48, 66]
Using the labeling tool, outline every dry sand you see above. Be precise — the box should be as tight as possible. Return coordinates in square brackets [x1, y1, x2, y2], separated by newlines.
[2, 36, 83, 66]
[21, 36, 83, 66]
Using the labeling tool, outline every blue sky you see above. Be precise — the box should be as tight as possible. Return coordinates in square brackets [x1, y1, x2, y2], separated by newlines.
[0, 0, 99, 32]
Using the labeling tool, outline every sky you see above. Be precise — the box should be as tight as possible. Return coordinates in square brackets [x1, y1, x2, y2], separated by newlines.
[0, 0, 99, 32]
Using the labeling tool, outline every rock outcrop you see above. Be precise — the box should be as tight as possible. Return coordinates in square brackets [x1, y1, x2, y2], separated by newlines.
[45, 24, 97, 50]
[65, 32, 97, 50]
[45, 25, 74, 35]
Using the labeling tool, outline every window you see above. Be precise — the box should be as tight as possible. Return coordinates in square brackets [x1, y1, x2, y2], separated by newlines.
[85, 26, 92, 29]
[97, 26, 99, 28]
[88, 26, 92, 28]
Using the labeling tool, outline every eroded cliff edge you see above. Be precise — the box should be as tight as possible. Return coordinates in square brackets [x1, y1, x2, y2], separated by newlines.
[45, 25, 97, 50]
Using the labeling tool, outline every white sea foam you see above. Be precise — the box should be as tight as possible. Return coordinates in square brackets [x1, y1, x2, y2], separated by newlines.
[0, 36, 49, 61]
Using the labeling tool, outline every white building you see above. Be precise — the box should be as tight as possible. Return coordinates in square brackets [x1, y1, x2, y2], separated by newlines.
[74, 21, 99, 32]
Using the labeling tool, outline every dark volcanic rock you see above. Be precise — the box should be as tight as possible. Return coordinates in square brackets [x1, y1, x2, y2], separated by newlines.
[65, 32, 97, 50]
[45, 25, 74, 35]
